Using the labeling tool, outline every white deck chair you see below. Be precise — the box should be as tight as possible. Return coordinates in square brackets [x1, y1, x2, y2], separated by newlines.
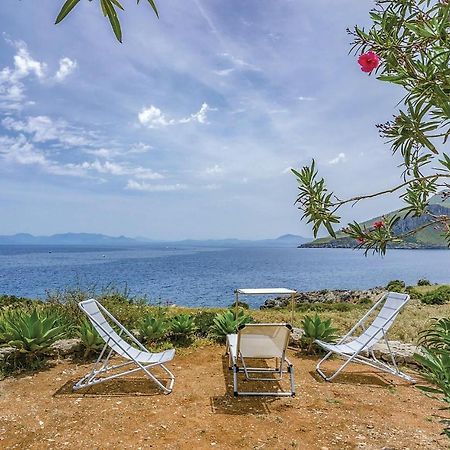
[315, 291, 414, 383]
[73, 299, 175, 394]
[226, 323, 295, 397]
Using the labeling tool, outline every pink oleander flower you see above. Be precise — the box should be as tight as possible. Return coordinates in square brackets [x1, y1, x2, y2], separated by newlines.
[358, 51, 380, 73]
[373, 220, 385, 230]
[356, 237, 366, 244]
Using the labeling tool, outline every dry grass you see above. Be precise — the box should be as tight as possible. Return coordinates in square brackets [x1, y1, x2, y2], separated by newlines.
[173, 295, 450, 344]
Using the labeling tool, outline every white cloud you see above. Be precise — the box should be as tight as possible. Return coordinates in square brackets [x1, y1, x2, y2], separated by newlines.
[128, 142, 153, 154]
[81, 160, 163, 180]
[220, 52, 261, 72]
[138, 105, 174, 128]
[0, 38, 77, 110]
[2, 115, 89, 147]
[0, 134, 163, 181]
[298, 96, 315, 102]
[12, 40, 47, 80]
[55, 57, 77, 82]
[328, 152, 347, 165]
[126, 180, 187, 192]
[139, 103, 214, 128]
[179, 103, 213, 124]
[213, 68, 235, 77]
[0, 134, 86, 177]
[204, 164, 224, 175]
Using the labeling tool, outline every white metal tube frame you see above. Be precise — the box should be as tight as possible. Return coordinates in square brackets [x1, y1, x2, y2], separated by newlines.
[315, 293, 415, 383]
[73, 300, 175, 394]
[226, 325, 296, 397]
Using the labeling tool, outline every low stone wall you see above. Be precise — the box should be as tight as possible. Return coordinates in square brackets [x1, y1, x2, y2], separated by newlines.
[261, 288, 384, 309]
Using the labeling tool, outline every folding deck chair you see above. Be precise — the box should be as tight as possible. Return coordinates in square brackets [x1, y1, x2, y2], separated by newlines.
[73, 299, 175, 394]
[226, 323, 295, 397]
[315, 291, 414, 382]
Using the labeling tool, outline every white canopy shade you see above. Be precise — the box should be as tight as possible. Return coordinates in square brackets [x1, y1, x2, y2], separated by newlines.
[234, 288, 297, 323]
[236, 288, 296, 295]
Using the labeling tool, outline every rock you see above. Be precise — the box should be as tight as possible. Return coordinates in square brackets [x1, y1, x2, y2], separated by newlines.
[289, 327, 304, 347]
[47, 339, 82, 357]
[261, 287, 384, 309]
[371, 341, 422, 367]
[0, 347, 17, 360]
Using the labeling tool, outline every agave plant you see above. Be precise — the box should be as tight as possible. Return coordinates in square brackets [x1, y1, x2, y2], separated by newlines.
[77, 319, 104, 358]
[418, 318, 450, 350]
[0, 308, 67, 361]
[300, 314, 338, 354]
[210, 310, 253, 340]
[415, 319, 450, 438]
[138, 316, 168, 344]
[414, 348, 450, 438]
[170, 314, 197, 340]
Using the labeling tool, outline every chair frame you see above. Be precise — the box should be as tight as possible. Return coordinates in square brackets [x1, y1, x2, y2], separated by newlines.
[226, 323, 296, 397]
[316, 292, 415, 383]
[73, 299, 175, 394]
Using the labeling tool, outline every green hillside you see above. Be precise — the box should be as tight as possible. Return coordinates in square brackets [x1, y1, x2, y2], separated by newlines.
[302, 192, 450, 249]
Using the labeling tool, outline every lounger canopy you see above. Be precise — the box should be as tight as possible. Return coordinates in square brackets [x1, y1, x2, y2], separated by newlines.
[226, 323, 295, 397]
[315, 291, 414, 382]
[234, 287, 297, 322]
[73, 299, 175, 394]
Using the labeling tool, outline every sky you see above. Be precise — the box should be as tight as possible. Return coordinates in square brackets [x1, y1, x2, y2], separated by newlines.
[0, 0, 408, 240]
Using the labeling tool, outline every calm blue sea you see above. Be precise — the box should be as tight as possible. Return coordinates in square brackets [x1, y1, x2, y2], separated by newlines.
[0, 245, 449, 308]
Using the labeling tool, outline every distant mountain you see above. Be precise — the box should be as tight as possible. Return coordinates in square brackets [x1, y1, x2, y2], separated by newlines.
[169, 234, 309, 248]
[0, 232, 310, 247]
[301, 191, 450, 250]
[0, 233, 141, 246]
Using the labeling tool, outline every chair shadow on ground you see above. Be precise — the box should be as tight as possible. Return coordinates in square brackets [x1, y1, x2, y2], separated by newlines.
[209, 355, 292, 416]
[54, 376, 172, 398]
[308, 369, 399, 387]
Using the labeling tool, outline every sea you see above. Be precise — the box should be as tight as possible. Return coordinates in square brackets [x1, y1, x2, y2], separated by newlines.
[0, 245, 449, 309]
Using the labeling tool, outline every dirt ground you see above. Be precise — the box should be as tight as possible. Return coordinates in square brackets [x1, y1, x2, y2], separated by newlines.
[0, 345, 447, 449]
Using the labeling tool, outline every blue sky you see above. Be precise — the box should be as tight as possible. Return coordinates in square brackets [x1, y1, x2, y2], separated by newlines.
[0, 0, 406, 240]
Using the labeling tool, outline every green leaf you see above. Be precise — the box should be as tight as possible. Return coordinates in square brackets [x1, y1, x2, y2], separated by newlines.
[101, 0, 123, 43]
[55, 0, 81, 24]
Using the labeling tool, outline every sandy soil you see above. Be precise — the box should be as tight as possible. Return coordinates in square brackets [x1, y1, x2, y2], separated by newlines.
[0, 345, 447, 449]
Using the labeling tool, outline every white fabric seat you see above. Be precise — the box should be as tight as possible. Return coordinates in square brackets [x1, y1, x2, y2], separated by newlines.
[226, 323, 295, 397]
[73, 299, 175, 394]
[315, 291, 415, 382]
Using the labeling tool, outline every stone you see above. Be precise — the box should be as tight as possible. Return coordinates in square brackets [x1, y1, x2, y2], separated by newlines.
[261, 287, 384, 309]
[0, 346, 17, 360]
[47, 338, 82, 357]
[289, 327, 304, 347]
[371, 341, 422, 367]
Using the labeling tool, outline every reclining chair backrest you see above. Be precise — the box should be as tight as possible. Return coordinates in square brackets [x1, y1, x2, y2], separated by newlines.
[237, 323, 292, 359]
[356, 292, 410, 346]
[79, 299, 137, 359]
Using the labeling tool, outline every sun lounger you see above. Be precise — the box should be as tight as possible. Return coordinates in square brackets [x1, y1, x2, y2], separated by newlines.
[226, 323, 295, 396]
[73, 299, 175, 394]
[315, 291, 414, 382]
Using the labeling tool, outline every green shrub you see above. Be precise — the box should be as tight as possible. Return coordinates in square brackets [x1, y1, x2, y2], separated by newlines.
[228, 301, 250, 309]
[418, 279, 431, 286]
[421, 286, 450, 306]
[300, 314, 338, 354]
[0, 295, 34, 308]
[138, 316, 168, 344]
[415, 319, 450, 438]
[194, 311, 217, 337]
[170, 314, 197, 343]
[211, 310, 253, 341]
[419, 318, 450, 350]
[386, 280, 406, 292]
[77, 319, 104, 358]
[405, 286, 423, 300]
[0, 308, 67, 365]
